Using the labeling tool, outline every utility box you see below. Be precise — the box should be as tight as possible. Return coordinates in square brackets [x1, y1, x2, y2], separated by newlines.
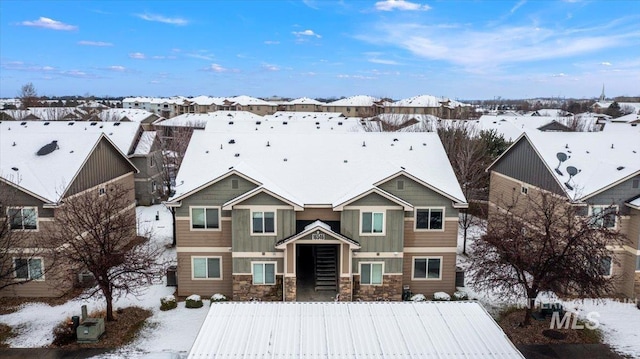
[76, 318, 105, 343]
[455, 267, 465, 287]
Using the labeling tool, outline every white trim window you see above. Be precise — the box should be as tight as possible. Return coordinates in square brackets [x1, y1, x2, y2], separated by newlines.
[415, 208, 444, 231]
[520, 186, 528, 195]
[412, 257, 442, 280]
[252, 211, 276, 235]
[599, 256, 612, 277]
[7, 207, 37, 230]
[192, 257, 222, 279]
[190, 207, 220, 230]
[360, 262, 383, 285]
[589, 206, 617, 229]
[14, 258, 44, 280]
[361, 211, 384, 235]
[252, 262, 276, 285]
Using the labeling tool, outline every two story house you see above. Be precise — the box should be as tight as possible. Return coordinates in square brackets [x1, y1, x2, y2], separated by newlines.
[166, 131, 467, 301]
[0, 123, 138, 297]
[487, 131, 640, 298]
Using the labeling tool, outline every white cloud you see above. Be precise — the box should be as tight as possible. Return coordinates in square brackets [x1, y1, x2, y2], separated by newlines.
[19, 17, 77, 31]
[108, 65, 126, 72]
[337, 74, 376, 80]
[292, 29, 321, 38]
[510, 0, 526, 14]
[136, 13, 188, 26]
[264, 40, 280, 45]
[600, 61, 612, 66]
[204, 63, 232, 73]
[78, 40, 113, 47]
[187, 53, 214, 61]
[129, 52, 146, 59]
[374, 0, 431, 11]
[368, 58, 400, 65]
[551, 73, 568, 77]
[60, 70, 95, 78]
[262, 64, 280, 72]
[302, 0, 319, 10]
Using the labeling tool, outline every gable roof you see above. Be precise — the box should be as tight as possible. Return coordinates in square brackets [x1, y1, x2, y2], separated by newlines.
[0, 125, 136, 203]
[489, 131, 640, 201]
[275, 220, 360, 249]
[327, 95, 380, 106]
[169, 132, 466, 208]
[283, 97, 325, 105]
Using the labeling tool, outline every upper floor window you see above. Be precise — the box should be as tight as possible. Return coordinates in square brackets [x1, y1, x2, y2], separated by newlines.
[231, 179, 239, 189]
[590, 206, 616, 228]
[192, 257, 221, 279]
[191, 207, 220, 230]
[412, 257, 442, 280]
[252, 211, 275, 234]
[521, 186, 528, 195]
[415, 208, 444, 230]
[360, 262, 383, 285]
[361, 211, 384, 235]
[7, 207, 37, 230]
[396, 180, 404, 191]
[252, 262, 276, 285]
[14, 258, 43, 280]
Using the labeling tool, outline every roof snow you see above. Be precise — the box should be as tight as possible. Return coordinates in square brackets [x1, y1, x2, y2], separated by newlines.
[133, 131, 157, 156]
[391, 95, 447, 107]
[520, 131, 640, 201]
[97, 108, 157, 123]
[283, 97, 325, 105]
[228, 95, 277, 106]
[188, 302, 524, 358]
[0, 122, 130, 203]
[327, 95, 380, 106]
[170, 131, 466, 207]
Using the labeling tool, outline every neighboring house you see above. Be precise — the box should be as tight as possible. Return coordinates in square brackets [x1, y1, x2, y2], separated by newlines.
[487, 131, 640, 298]
[221, 96, 279, 116]
[282, 97, 325, 112]
[387, 95, 470, 119]
[2, 121, 162, 206]
[165, 131, 467, 301]
[324, 96, 386, 118]
[0, 125, 138, 297]
[94, 108, 162, 131]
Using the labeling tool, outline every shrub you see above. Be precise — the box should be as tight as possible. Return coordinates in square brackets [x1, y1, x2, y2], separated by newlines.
[186, 294, 203, 309]
[433, 292, 451, 301]
[210, 293, 228, 304]
[452, 291, 469, 301]
[52, 318, 75, 347]
[160, 295, 177, 311]
[410, 294, 426, 302]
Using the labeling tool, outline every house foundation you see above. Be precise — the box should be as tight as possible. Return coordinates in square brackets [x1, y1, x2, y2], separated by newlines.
[232, 275, 283, 301]
[353, 274, 403, 301]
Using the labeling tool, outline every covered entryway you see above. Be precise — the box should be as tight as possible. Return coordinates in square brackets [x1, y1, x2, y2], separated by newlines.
[296, 244, 339, 301]
[275, 220, 360, 302]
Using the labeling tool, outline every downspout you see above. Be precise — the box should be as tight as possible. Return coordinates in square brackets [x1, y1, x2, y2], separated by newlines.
[171, 207, 177, 247]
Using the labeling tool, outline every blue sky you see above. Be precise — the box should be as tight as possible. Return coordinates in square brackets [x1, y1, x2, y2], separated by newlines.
[1, 0, 638, 100]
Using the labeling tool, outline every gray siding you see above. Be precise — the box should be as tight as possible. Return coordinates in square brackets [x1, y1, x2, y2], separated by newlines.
[232, 209, 296, 252]
[175, 174, 258, 217]
[352, 258, 403, 274]
[67, 137, 135, 197]
[236, 192, 289, 206]
[341, 209, 404, 252]
[0, 182, 53, 217]
[378, 175, 459, 216]
[585, 175, 640, 215]
[349, 193, 398, 207]
[491, 138, 565, 196]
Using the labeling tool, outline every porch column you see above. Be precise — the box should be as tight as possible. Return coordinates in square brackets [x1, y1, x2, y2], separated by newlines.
[339, 243, 353, 301]
[284, 243, 296, 301]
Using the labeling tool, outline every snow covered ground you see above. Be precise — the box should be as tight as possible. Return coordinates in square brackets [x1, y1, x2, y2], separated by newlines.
[0, 205, 208, 358]
[1, 209, 638, 358]
[455, 215, 640, 357]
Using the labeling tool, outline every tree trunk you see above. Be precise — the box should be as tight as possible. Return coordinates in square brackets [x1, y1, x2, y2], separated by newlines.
[523, 289, 537, 326]
[105, 287, 115, 321]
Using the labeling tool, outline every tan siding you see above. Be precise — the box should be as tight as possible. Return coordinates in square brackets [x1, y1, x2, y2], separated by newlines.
[296, 208, 340, 221]
[341, 244, 350, 274]
[403, 252, 456, 297]
[286, 244, 294, 273]
[175, 219, 232, 247]
[625, 208, 639, 250]
[176, 252, 233, 298]
[403, 219, 458, 248]
[0, 256, 74, 298]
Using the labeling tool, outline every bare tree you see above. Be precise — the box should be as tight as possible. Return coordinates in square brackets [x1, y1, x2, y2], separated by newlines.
[46, 183, 163, 321]
[18, 82, 40, 109]
[0, 183, 60, 291]
[470, 190, 627, 326]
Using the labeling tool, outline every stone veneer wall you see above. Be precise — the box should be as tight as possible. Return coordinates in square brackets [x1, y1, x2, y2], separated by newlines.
[353, 274, 402, 301]
[339, 277, 352, 301]
[284, 277, 296, 301]
[233, 275, 283, 301]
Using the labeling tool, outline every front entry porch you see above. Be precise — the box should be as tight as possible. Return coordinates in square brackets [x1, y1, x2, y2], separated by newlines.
[296, 244, 339, 301]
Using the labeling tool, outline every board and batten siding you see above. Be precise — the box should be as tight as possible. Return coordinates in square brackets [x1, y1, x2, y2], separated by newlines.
[340, 208, 404, 253]
[174, 174, 258, 217]
[296, 208, 341, 221]
[403, 252, 456, 296]
[232, 208, 296, 252]
[233, 257, 284, 274]
[490, 137, 565, 196]
[378, 174, 460, 216]
[352, 258, 403, 274]
[66, 137, 136, 197]
[584, 175, 640, 216]
[176, 251, 233, 298]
